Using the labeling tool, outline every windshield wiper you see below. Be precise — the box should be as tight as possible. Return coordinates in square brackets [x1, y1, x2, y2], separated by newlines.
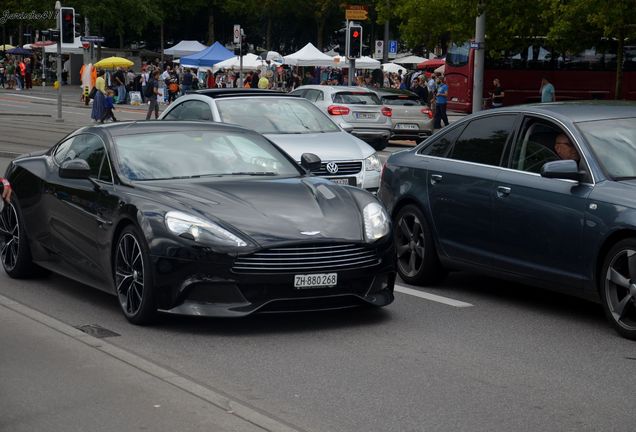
[225, 172, 278, 176]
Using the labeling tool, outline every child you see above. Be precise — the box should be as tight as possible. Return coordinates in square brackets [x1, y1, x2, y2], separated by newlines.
[100, 89, 118, 123]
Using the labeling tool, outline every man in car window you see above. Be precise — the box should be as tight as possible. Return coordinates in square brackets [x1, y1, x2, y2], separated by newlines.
[554, 134, 580, 162]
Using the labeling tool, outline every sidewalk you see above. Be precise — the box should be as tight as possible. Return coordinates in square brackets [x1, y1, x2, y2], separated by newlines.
[0, 294, 297, 432]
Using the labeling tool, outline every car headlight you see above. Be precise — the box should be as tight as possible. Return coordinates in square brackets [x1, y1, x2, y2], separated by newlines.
[363, 202, 389, 242]
[165, 211, 247, 247]
[365, 154, 382, 172]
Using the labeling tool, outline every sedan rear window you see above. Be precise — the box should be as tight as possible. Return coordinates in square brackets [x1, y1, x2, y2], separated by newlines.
[381, 95, 423, 106]
[332, 92, 381, 105]
[577, 118, 636, 179]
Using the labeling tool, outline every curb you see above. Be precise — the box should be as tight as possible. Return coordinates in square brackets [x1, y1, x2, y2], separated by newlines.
[0, 151, 23, 159]
[0, 113, 52, 117]
[0, 293, 305, 432]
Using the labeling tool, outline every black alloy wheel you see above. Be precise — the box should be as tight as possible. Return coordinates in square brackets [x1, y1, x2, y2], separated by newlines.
[394, 204, 445, 285]
[601, 239, 636, 340]
[0, 200, 37, 278]
[114, 225, 156, 324]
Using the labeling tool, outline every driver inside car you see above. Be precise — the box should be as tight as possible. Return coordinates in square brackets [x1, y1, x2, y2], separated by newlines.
[554, 133, 580, 162]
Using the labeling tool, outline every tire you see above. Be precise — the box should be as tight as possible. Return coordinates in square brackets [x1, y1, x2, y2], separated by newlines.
[113, 225, 157, 325]
[0, 199, 39, 278]
[600, 238, 636, 340]
[393, 204, 446, 285]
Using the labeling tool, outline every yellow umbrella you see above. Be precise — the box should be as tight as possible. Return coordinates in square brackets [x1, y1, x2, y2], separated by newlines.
[94, 56, 134, 69]
[0, 44, 16, 50]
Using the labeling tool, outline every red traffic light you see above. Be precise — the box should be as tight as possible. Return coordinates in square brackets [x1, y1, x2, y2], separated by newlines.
[352, 31, 359, 38]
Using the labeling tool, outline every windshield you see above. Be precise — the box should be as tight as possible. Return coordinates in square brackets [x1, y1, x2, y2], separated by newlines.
[447, 42, 470, 67]
[577, 118, 636, 179]
[215, 97, 340, 134]
[332, 91, 381, 105]
[114, 131, 301, 181]
[381, 95, 423, 106]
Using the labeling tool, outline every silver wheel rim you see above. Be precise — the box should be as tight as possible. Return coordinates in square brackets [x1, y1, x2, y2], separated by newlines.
[115, 233, 145, 316]
[605, 249, 636, 331]
[0, 203, 19, 271]
[396, 212, 426, 278]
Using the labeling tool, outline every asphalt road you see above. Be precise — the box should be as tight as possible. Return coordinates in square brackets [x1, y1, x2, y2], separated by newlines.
[1, 88, 635, 432]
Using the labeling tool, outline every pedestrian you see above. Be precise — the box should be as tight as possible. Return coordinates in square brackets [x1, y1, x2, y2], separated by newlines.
[181, 68, 193, 95]
[433, 75, 449, 129]
[6, 60, 15, 89]
[100, 89, 118, 123]
[114, 67, 126, 104]
[206, 70, 215, 89]
[490, 78, 504, 108]
[24, 58, 32, 89]
[258, 73, 270, 89]
[91, 70, 106, 122]
[412, 77, 429, 103]
[540, 77, 555, 103]
[1, 177, 12, 204]
[146, 70, 160, 120]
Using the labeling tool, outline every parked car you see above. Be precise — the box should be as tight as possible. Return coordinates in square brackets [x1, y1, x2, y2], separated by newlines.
[1, 121, 396, 324]
[373, 88, 433, 141]
[379, 101, 636, 339]
[290, 85, 392, 151]
[159, 89, 382, 192]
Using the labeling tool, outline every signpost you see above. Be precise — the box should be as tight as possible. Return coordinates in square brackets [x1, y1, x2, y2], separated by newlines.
[80, 35, 104, 43]
[345, 5, 368, 20]
[55, 1, 63, 123]
[375, 40, 384, 59]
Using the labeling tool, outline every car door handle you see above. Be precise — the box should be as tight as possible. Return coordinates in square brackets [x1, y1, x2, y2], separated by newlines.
[496, 186, 511, 198]
[430, 174, 443, 185]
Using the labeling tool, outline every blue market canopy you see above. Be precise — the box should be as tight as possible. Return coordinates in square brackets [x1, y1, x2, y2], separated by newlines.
[7, 47, 32, 55]
[180, 41, 234, 67]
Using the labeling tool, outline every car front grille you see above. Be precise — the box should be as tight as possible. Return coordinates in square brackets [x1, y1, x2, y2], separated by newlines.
[312, 161, 362, 176]
[232, 243, 379, 273]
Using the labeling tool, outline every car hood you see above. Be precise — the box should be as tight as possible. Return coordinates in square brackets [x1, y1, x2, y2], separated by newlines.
[264, 131, 374, 162]
[137, 177, 365, 245]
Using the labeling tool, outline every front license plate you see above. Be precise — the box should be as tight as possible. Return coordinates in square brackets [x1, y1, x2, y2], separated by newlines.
[395, 123, 418, 130]
[329, 177, 356, 186]
[294, 273, 338, 289]
[355, 112, 375, 119]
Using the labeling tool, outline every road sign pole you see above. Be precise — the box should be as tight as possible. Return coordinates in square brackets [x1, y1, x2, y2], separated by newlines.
[472, 0, 486, 113]
[55, 1, 63, 123]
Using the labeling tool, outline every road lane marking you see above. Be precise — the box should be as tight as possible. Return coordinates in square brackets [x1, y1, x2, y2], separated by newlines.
[395, 284, 474, 307]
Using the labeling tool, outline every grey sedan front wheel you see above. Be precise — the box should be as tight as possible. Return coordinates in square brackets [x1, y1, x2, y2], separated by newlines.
[394, 204, 445, 285]
[601, 239, 636, 340]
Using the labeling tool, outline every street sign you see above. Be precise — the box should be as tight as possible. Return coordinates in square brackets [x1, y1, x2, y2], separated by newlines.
[375, 40, 384, 58]
[345, 4, 368, 20]
[80, 35, 104, 43]
[388, 40, 398, 58]
[233, 24, 241, 44]
[470, 41, 485, 49]
[346, 9, 368, 20]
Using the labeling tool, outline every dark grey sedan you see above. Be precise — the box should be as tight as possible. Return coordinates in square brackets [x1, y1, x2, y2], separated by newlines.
[379, 101, 636, 339]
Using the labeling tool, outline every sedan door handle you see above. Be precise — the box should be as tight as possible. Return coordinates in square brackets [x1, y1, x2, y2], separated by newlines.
[496, 186, 511, 198]
[430, 174, 443, 185]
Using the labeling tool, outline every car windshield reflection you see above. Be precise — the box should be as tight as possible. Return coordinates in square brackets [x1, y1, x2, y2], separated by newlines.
[114, 131, 301, 181]
[577, 117, 636, 179]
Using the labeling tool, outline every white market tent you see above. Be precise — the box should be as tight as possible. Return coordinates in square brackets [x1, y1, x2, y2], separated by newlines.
[393, 55, 428, 65]
[381, 62, 407, 74]
[332, 55, 381, 69]
[283, 43, 334, 67]
[164, 40, 208, 57]
[213, 53, 277, 72]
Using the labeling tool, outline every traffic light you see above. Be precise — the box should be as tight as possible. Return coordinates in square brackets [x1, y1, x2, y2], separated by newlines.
[346, 24, 362, 59]
[333, 28, 346, 55]
[60, 7, 75, 44]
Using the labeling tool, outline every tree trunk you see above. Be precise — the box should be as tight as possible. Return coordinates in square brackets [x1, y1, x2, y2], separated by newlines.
[18, 22, 23, 47]
[160, 22, 164, 62]
[316, 19, 325, 50]
[119, 32, 124, 49]
[207, 8, 215, 44]
[266, 16, 272, 50]
[615, 29, 624, 100]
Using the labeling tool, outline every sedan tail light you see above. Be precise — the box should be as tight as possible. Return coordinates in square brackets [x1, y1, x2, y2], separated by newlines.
[327, 105, 351, 116]
[421, 108, 433, 119]
[381, 106, 392, 117]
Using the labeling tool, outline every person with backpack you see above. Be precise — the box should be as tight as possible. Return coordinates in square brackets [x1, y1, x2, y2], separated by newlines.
[146, 70, 160, 120]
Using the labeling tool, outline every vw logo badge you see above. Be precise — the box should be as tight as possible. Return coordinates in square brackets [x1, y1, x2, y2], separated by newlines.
[326, 162, 339, 174]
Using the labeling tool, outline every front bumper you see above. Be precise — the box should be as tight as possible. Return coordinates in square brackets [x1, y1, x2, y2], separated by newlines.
[350, 128, 391, 143]
[151, 240, 396, 317]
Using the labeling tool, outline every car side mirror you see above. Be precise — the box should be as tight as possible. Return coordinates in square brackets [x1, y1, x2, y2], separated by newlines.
[59, 159, 91, 179]
[341, 123, 354, 133]
[540, 160, 580, 181]
[300, 153, 322, 172]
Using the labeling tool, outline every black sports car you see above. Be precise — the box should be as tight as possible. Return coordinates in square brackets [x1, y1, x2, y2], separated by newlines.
[0, 121, 395, 324]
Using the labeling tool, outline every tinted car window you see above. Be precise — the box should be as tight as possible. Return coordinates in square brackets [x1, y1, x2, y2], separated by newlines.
[511, 120, 561, 173]
[450, 115, 516, 166]
[381, 95, 423, 106]
[304, 89, 323, 102]
[418, 126, 464, 157]
[178, 100, 212, 121]
[55, 134, 109, 179]
[162, 103, 183, 120]
[333, 91, 381, 105]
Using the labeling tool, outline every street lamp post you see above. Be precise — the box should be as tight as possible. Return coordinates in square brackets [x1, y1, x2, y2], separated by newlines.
[55, 1, 63, 122]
